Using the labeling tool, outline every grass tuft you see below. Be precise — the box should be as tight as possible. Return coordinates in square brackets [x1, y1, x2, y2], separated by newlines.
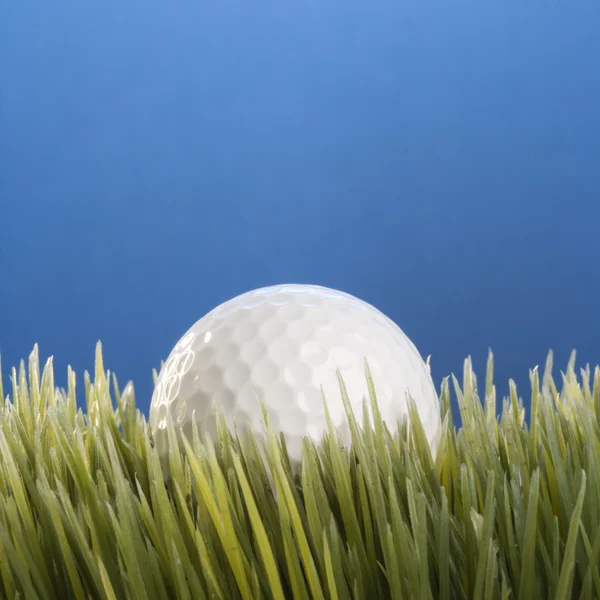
[0, 341, 598, 599]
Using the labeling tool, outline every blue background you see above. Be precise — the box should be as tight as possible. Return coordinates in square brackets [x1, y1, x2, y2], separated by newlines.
[1, 1, 599, 419]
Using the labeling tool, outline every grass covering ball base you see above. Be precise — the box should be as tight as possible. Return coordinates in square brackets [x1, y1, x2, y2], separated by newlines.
[0, 343, 598, 599]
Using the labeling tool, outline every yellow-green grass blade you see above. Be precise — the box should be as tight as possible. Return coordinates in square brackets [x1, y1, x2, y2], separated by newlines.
[555, 471, 586, 600]
[232, 450, 286, 600]
[182, 435, 254, 600]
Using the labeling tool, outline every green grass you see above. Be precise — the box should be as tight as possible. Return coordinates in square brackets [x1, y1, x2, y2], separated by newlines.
[0, 342, 599, 599]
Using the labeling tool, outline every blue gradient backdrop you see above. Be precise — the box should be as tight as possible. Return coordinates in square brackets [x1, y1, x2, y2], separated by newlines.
[1, 1, 599, 418]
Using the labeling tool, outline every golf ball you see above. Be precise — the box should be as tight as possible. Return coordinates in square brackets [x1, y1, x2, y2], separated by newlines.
[150, 284, 441, 463]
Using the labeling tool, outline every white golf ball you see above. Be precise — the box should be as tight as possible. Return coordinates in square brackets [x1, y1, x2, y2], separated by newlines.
[150, 284, 441, 463]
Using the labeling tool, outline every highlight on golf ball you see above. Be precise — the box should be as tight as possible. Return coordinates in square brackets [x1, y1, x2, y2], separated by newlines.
[149, 283, 441, 462]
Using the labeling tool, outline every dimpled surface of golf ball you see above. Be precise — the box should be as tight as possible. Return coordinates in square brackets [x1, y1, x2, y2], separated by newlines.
[150, 284, 441, 463]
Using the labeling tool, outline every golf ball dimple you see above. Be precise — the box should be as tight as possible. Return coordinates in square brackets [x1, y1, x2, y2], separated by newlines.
[150, 284, 442, 463]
